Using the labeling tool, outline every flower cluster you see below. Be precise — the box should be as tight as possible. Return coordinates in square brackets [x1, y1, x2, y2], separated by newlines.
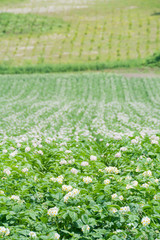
[141, 216, 150, 226]
[62, 185, 73, 192]
[83, 176, 92, 184]
[47, 207, 59, 217]
[50, 175, 64, 184]
[64, 188, 80, 202]
[105, 166, 119, 174]
[0, 227, 10, 236]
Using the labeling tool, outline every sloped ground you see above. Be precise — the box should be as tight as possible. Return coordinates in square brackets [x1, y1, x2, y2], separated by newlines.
[0, 0, 160, 67]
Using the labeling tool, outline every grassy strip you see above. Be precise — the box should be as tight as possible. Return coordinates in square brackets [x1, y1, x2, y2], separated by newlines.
[0, 59, 144, 74]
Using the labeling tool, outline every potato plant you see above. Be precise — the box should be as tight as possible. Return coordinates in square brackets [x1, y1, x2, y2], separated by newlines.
[0, 73, 160, 239]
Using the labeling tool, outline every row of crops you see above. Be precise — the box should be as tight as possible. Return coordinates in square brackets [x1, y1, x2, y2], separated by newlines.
[0, 0, 160, 66]
[0, 73, 160, 239]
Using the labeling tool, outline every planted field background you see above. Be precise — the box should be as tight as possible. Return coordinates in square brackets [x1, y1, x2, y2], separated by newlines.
[0, 0, 160, 67]
[0, 73, 160, 239]
[1, 73, 160, 137]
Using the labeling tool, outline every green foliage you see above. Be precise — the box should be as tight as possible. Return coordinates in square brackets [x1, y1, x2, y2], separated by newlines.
[0, 59, 143, 74]
[145, 52, 160, 67]
[0, 13, 67, 36]
[0, 73, 160, 239]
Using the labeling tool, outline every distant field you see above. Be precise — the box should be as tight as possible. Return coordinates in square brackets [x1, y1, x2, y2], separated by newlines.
[0, 0, 160, 67]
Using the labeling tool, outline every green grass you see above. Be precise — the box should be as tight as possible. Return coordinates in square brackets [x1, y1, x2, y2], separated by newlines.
[0, 0, 26, 6]
[0, 59, 143, 74]
[0, 73, 160, 239]
[0, 0, 160, 68]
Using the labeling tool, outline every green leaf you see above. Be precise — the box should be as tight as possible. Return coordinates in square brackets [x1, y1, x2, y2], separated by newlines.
[68, 211, 78, 222]
[81, 214, 89, 224]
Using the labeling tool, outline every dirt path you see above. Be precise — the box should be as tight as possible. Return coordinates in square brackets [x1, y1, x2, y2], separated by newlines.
[0, 0, 98, 14]
[120, 73, 160, 78]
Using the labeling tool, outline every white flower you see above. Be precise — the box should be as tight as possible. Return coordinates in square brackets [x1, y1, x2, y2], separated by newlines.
[68, 159, 75, 164]
[71, 188, 80, 197]
[142, 183, 149, 188]
[119, 195, 124, 200]
[0, 227, 6, 235]
[54, 233, 60, 239]
[83, 176, 92, 184]
[90, 155, 97, 161]
[143, 170, 152, 177]
[105, 166, 119, 174]
[10, 150, 18, 157]
[10, 195, 20, 201]
[110, 208, 117, 213]
[81, 161, 89, 166]
[104, 179, 110, 185]
[71, 168, 78, 174]
[120, 206, 130, 213]
[120, 147, 127, 151]
[3, 169, 11, 176]
[0, 227, 10, 236]
[50, 177, 57, 182]
[60, 160, 67, 165]
[22, 168, 29, 173]
[115, 152, 121, 158]
[47, 207, 59, 216]
[112, 193, 118, 199]
[64, 188, 80, 202]
[60, 142, 67, 146]
[45, 138, 52, 144]
[2, 149, 7, 153]
[82, 225, 90, 232]
[57, 175, 64, 184]
[50, 176, 64, 184]
[64, 195, 69, 202]
[65, 150, 72, 153]
[153, 194, 160, 200]
[150, 135, 159, 141]
[114, 135, 122, 140]
[126, 184, 133, 190]
[29, 231, 36, 238]
[10, 147, 15, 150]
[131, 139, 138, 144]
[146, 157, 152, 162]
[37, 150, 43, 155]
[5, 228, 10, 236]
[125, 175, 132, 180]
[106, 143, 110, 147]
[151, 140, 158, 145]
[0, 191, 4, 195]
[62, 185, 72, 192]
[141, 216, 150, 226]
[25, 147, 31, 152]
[131, 180, 138, 186]
[17, 143, 21, 148]
[155, 179, 159, 183]
[115, 229, 122, 233]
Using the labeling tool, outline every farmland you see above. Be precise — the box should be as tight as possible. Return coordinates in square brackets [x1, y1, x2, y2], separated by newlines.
[0, 73, 160, 239]
[0, 0, 160, 69]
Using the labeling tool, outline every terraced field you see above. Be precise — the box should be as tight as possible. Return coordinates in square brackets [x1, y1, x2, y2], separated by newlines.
[0, 73, 160, 239]
[0, 0, 160, 67]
